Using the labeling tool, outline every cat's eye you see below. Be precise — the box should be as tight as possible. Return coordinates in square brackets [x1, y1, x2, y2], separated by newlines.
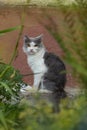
[34, 44, 38, 47]
[27, 44, 30, 47]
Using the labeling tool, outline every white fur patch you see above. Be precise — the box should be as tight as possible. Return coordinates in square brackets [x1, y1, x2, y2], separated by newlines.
[27, 48, 47, 89]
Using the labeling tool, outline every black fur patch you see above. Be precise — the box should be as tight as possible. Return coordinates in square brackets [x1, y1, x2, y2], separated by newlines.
[43, 52, 66, 97]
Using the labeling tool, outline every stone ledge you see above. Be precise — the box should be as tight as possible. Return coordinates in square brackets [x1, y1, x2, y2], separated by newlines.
[20, 87, 84, 112]
[22, 87, 85, 99]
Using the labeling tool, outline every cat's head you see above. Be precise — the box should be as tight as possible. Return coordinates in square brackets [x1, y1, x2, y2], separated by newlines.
[23, 34, 44, 55]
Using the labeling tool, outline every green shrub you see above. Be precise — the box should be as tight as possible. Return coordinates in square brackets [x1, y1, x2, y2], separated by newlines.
[0, 63, 22, 103]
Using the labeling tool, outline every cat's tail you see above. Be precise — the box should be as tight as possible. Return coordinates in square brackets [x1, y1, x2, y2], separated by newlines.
[51, 87, 67, 113]
[54, 87, 67, 98]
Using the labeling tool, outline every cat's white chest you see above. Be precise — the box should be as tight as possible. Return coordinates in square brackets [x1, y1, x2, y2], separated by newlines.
[27, 52, 47, 74]
[27, 49, 47, 89]
[30, 57, 47, 73]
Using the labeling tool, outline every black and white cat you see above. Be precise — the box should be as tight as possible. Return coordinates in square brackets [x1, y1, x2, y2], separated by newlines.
[22, 34, 66, 97]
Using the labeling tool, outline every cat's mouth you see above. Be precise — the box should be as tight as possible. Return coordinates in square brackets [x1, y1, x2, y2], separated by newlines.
[29, 50, 36, 55]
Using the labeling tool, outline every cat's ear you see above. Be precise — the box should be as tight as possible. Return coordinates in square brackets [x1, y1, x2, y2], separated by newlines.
[35, 34, 43, 44]
[24, 35, 30, 43]
[37, 34, 43, 40]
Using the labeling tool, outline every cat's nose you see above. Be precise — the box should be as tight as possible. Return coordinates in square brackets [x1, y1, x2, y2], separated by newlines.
[30, 49, 33, 52]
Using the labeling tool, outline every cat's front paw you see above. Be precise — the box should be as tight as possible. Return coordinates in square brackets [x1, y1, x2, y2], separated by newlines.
[20, 85, 32, 93]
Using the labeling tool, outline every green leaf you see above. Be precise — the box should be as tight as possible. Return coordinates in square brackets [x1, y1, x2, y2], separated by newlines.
[0, 110, 7, 129]
[0, 65, 10, 78]
[0, 25, 21, 35]
[0, 82, 13, 96]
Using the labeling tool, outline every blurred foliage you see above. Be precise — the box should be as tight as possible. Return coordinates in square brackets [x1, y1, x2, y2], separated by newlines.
[0, 2, 87, 130]
[75, 0, 87, 7]
[0, 95, 87, 130]
[0, 63, 22, 103]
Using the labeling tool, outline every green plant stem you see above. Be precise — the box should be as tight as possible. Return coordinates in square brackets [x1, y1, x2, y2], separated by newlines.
[9, 24, 24, 65]
[0, 66, 10, 78]
[9, 8, 25, 65]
